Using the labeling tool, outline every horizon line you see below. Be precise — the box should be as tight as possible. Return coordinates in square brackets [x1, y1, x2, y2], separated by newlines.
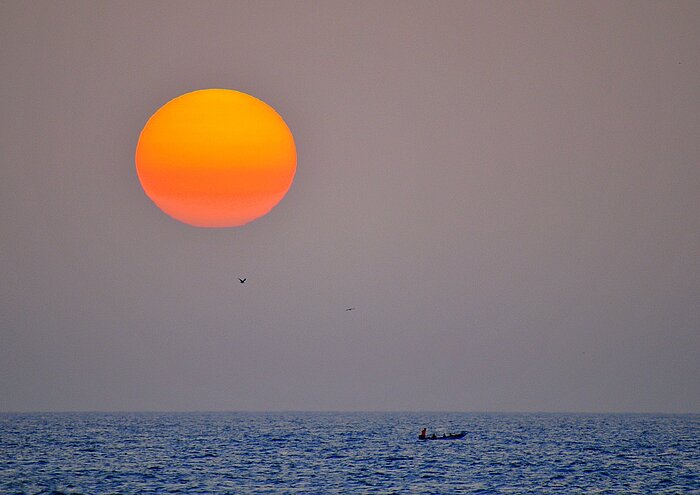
[2, 409, 698, 415]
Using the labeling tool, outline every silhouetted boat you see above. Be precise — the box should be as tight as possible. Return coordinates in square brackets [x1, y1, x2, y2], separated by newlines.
[418, 431, 466, 441]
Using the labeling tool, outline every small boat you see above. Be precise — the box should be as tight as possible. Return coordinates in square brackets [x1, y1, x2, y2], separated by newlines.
[418, 431, 466, 441]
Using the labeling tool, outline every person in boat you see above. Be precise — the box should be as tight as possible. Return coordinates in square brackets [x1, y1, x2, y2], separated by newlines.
[419, 428, 427, 440]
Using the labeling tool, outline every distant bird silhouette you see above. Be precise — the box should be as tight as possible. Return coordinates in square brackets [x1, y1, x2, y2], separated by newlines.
[345, 307, 355, 311]
[239, 278, 247, 284]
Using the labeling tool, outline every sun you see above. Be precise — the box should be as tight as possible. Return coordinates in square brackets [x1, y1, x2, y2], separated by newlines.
[135, 89, 296, 227]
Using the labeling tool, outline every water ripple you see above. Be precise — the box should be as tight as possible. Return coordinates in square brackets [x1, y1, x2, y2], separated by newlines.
[1, 412, 699, 494]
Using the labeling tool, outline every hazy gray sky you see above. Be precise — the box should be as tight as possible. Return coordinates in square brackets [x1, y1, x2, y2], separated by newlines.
[2, 1, 699, 413]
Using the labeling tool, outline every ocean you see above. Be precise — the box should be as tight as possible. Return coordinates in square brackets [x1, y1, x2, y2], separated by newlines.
[1, 412, 699, 494]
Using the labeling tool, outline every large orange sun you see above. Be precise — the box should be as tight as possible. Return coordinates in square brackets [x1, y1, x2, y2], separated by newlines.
[135, 89, 296, 227]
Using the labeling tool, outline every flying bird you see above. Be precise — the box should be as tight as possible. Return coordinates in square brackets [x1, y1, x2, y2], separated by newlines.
[239, 278, 247, 284]
[345, 307, 355, 311]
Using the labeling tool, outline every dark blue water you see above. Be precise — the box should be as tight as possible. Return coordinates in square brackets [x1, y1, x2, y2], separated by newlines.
[1, 412, 699, 494]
